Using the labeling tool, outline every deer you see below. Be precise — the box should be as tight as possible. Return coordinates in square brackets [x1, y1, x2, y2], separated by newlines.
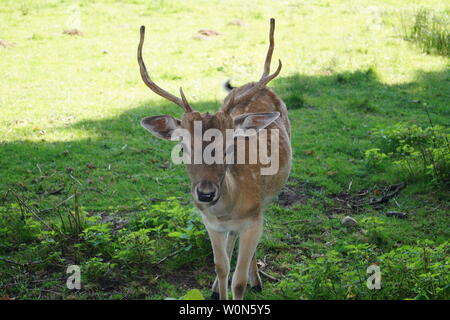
[138, 18, 291, 300]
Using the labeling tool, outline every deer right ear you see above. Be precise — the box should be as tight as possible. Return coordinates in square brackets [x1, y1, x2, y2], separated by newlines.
[233, 112, 280, 137]
[141, 115, 181, 140]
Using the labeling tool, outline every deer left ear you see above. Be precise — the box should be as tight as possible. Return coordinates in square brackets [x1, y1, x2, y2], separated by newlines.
[233, 112, 280, 137]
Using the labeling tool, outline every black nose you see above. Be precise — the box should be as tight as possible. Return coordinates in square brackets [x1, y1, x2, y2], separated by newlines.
[197, 189, 216, 202]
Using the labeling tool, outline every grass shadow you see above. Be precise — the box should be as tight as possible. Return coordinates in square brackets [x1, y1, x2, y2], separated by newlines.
[0, 68, 448, 212]
[0, 67, 448, 300]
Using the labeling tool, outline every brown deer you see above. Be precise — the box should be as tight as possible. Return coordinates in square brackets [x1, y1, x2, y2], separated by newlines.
[138, 19, 291, 300]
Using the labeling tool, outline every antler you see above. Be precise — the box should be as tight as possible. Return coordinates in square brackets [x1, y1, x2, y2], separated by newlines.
[137, 26, 193, 113]
[224, 18, 282, 112]
[262, 18, 276, 79]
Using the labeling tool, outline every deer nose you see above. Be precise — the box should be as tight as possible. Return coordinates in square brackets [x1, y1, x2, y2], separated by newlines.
[195, 181, 217, 203]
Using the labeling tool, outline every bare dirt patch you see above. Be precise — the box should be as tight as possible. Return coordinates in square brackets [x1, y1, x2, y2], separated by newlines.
[194, 29, 221, 40]
[63, 29, 83, 36]
[327, 182, 406, 215]
[277, 178, 323, 208]
[0, 40, 15, 48]
[228, 19, 245, 27]
[162, 268, 203, 292]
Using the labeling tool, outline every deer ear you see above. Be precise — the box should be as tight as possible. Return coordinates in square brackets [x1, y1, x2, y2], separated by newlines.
[141, 115, 181, 140]
[233, 112, 280, 137]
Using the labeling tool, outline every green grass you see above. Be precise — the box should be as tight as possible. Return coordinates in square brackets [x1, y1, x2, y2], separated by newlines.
[402, 8, 450, 57]
[0, 0, 449, 300]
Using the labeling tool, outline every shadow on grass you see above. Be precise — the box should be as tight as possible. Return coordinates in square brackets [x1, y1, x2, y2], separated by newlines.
[0, 68, 448, 212]
[0, 68, 448, 300]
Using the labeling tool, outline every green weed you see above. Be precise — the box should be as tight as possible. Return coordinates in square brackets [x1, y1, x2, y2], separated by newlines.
[402, 8, 450, 56]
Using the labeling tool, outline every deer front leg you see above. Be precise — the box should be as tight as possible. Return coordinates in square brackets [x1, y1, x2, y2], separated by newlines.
[211, 231, 238, 299]
[232, 219, 263, 300]
[207, 228, 229, 300]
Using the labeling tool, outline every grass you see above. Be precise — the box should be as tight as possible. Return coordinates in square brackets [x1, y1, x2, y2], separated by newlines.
[0, 0, 449, 300]
[402, 8, 450, 57]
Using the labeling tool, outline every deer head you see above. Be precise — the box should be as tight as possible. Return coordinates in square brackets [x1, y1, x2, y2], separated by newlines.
[139, 19, 282, 205]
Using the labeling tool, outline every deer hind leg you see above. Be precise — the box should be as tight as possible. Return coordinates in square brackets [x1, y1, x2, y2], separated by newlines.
[232, 219, 263, 300]
[248, 252, 262, 292]
[207, 229, 229, 300]
[211, 231, 238, 300]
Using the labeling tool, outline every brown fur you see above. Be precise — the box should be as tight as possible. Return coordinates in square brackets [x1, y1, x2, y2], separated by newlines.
[184, 87, 291, 300]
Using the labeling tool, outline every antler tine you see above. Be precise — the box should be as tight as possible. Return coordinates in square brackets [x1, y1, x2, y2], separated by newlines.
[232, 59, 282, 106]
[179, 87, 193, 113]
[262, 18, 275, 79]
[224, 19, 281, 110]
[138, 26, 193, 113]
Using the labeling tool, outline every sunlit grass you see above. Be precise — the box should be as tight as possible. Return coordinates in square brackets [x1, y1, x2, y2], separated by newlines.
[0, 0, 448, 300]
[402, 8, 450, 57]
